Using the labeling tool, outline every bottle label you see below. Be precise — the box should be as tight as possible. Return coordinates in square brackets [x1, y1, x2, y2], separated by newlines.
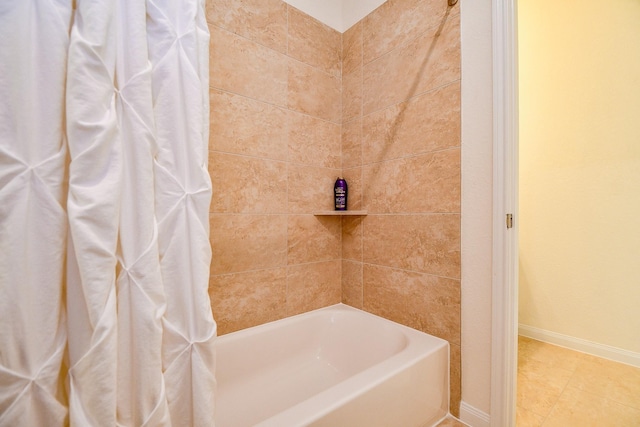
[334, 178, 347, 210]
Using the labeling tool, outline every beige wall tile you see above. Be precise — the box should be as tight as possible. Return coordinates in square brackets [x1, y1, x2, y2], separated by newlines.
[287, 6, 341, 77]
[288, 111, 341, 168]
[342, 67, 363, 123]
[210, 152, 287, 214]
[363, 11, 460, 115]
[363, 264, 460, 345]
[342, 260, 363, 308]
[288, 164, 340, 213]
[450, 343, 461, 418]
[362, 0, 453, 64]
[210, 214, 287, 274]
[363, 148, 460, 214]
[342, 22, 363, 76]
[342, 216, 363, 261]
[287, 260, 342, 316]
[206, 0, 287, 53]
[210, 89, 288, 161]
[210, 25, 288, 107]
[287, 215, 341, 264]
[363, 214, 460, 278]
[341, 118, 362, 169]
[288, 59, 341, 123]
[209, 267, 287, 335]
[362, 82, 460, 164]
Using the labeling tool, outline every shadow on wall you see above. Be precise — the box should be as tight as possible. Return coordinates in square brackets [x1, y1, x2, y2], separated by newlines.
[374, 5, 455, 165]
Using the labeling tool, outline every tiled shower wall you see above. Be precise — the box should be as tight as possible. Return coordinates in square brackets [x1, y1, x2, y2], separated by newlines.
[206, 0, 461, 415]
[207, 0, 343, 332]
[340, 0, 461, 413]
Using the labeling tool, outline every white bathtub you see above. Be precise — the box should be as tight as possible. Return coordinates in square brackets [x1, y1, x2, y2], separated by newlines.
[215, 303, 449, 427]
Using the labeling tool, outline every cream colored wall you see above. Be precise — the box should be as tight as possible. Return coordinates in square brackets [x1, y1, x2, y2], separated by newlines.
[518, 0, 640, 353]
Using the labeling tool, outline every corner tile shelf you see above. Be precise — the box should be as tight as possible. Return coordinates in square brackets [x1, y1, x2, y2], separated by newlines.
[313, 210, 367, 216]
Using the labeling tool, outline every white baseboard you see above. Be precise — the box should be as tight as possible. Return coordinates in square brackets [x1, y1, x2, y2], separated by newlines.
[519, 324, 640, 368]
[459, 401, 490, 427]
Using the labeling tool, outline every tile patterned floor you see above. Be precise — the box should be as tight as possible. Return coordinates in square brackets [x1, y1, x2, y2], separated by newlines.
[517, 336, 640, 426]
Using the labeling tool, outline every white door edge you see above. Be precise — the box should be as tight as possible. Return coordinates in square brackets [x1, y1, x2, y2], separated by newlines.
[490, 0, 519, 426]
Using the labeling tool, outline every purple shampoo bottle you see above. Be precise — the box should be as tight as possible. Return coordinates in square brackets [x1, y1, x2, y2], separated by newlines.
[334, 177, 348, 211]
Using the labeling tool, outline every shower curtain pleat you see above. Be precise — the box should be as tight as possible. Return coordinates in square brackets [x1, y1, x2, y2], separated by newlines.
[0, 0, 216, 425]
[0, 2, 73, 426]
[66, 0, 121, 424]
[113, 0, 171, 424]
[147, 0, 217, 425]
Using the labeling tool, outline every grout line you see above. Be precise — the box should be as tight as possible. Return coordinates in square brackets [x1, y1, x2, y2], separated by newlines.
[211, 259, 343, 279]
[208, 214, 289, 218]
[210, 148, 343, 171]
[543, 372, 572, 424]
[209, 211, 461, 217]
[361, 78, 461, 118]
[285, 3, 290, 315]
[360, 262, 461, 282]
[211, 266, 287, 278]
[207, 21, 287, 55]
[359, 23, 365, 310]
[211, 87, 342, 126]
[352, 212, 461, 216]
[359, 145, 461, 167]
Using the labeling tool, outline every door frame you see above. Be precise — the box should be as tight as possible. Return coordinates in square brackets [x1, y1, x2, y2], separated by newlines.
[490, 0, 519, 426]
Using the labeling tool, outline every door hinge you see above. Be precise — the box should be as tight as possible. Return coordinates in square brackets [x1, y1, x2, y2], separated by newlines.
[506, 213, 514, 229]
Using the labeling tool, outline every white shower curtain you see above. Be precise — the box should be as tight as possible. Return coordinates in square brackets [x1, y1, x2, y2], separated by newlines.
[0, 0, 217, 426]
